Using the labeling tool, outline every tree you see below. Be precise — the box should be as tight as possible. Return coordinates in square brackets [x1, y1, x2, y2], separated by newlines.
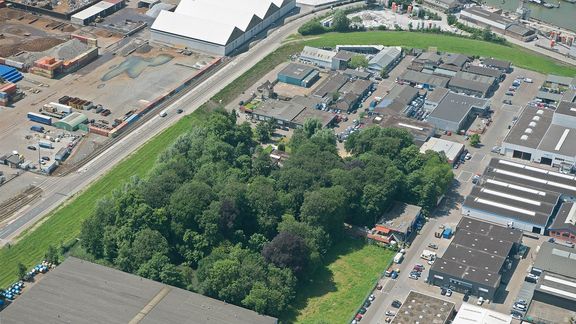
[348, 55, 368, 69]
[298, 20, 326, 36]
[482, 26, 494, 42]
[470, 134, 481, 147]
[300, 186, 348, 237]
[17, 262, 27, 280]
[45, 244, 59, 265]
[332, 10, 350, 32]
[255, 120, 275, 143]
[447, 14, 457, 26]
[262, 231, 310, 275]
[131, 228, 169, 265]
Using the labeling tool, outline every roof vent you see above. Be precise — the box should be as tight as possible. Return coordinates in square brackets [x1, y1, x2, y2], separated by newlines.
[521, 135, 529, 140]
[525, 128, 533, 134]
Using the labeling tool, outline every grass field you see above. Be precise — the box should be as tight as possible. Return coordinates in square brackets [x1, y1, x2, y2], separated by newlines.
[0, 111, 207, 287]
[281, 238, 394, 324]
[304, 31, 576, 76]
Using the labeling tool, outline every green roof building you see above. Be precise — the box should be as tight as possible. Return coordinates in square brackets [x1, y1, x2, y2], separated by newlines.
[53, 112, 89, 132]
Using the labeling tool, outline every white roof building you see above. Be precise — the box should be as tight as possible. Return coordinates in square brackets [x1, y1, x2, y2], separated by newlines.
[419, 137, 465, 164]
[151, 0, 296, 56]
[453, 303, 511, 324]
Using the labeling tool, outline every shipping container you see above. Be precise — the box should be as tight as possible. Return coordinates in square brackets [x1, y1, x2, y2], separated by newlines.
[38, 140, 53, 149]
[48, 102, 72, 114]
[30, 125, 45, 133]
[27, 112, 52, 125]
[55, 148, 70, 162]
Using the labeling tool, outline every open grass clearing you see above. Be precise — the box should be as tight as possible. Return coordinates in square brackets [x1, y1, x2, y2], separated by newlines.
[281, 238, 394, 323]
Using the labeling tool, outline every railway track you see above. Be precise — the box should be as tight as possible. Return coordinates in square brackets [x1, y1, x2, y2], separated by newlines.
[0, 186, 43, 223]
[56, 57, 231, 177]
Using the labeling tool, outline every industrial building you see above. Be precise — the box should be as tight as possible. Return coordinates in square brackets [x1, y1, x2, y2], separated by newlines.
[367, 202, 422, 245]
[452, 303, 511, 324]
[0, 257, 277, 324]
[397, 70, 450, 89]
[370, 113, 436, 145]
[548, 202, 576, 244]
[312, 73, 349, 99]
[367, 46, 402, 73]
[531, 242, 576, 312]
[71, 0, 125, 25]
[464, 65, 503, 80]
[391, 291, 455, 324]
[422, 0, 462, 12]
[501, 103, 576, 168]
[151, 0, 296, 56]
[428, 217, 523, 300]
[298, 46, 353, 70]
[427, 92, 490, 132]
[419, 137, 465, 165]
[482, 58, 511, 73]
[53, 112, 89, 132]
[460, 7, 536, 42]
[375, 84, 420, 115]
[449, 70, 497, 97]
[277, 63, 320, 88]
[250, 96, 335, 128]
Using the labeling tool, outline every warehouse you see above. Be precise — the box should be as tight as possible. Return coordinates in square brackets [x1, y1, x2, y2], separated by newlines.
[370, 113, 435, 145]
[277, 63, 320, 88]
[464, 65, 503, 80]
[422, 0, 462, 12]
[251, 96, 335, 128]
[367, 46, 402, 73]
[482, 58, 511, 73]
[531, 242, 576, 312]
[449, 71, 497, 97]
[397, 70, 450, 89]
[151, 0, 296, 56]
[428, 217, 523, 300]
[391, 291, 455, 324]
[462, 175, 561, 234]
[453, 303, 511, 324]
[419, 137, 464, 164]
[548, 202, 576, 244]
[53, 112, 89, 132]
[375, 84, 420, 115]
[0, 257, 277, 324]
[299, 46, 337, 69]
[71, 0, 124, 25]
[501, 103, 576, 168]
[427, 92, 489, 132]
[312, 73, 349, 99]
[367, 202, 422, 245]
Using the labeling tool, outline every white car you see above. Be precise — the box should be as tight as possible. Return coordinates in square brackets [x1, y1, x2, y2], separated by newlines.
[477, 297, 484, 305]
[446, 289, 452, 297]
[428, 259, 435, 265]
[524, 78, 533, 83]
[385, 311, 396, 316]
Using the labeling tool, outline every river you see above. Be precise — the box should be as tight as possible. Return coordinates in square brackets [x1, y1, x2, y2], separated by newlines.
[482, 0, 576, 32]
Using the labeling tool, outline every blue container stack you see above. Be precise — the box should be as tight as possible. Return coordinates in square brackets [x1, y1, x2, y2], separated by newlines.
[0, 65, 23, 83]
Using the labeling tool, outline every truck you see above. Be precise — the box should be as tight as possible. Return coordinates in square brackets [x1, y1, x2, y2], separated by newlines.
[38, 140, 53, 149]
[393, 252, 404, 264]
[30, 125, 45, 133]
[420, 250, 436, 261]
[27, 112, 52, 125]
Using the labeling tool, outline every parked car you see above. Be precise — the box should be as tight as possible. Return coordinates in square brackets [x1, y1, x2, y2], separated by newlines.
[368, 294, 375, 301]
[525, 274, 539, 283]
[441, 288, 447, 295]
[477, 297, 484, 305]
[392, 300, 402, 308]
[446, 289, 452, 297]
[511, 310, 523, 319]
[41, 156, 50, 161]
[505, 92, 514, 96]
[409, 274, 418, 280]
[359, 307, 367, 314]
[27, 145, 37, 151]
[524, 78, 533, 83]
[176, 108, 183, 114]
[513, 303, 527, 311]
[503, 99, 512, 105]
[363, 300, 371, 308]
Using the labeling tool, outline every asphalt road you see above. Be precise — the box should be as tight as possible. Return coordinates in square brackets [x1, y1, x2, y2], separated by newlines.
[0, 6, 344, 244]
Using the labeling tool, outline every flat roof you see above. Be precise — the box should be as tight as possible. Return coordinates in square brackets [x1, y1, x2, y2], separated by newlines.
[392, 291, 455, 324]
[556, 100, 576, 118]
[533, 241, 576, 278]
[312, 73, 348, 98]
[429, 92, 488, 124]
[546, 74, 575, 86]
[503, 106, 553, 149]
[300, 46, 336, 63]
[72, 1, 116, 20]
[381, 84, 419, 106]
[537, 91, 564, 102]
[453, 302, 511, 324]
[376, 202, 422, 233]
[372, 112, 435, 143]
[463, 180, 559, 227]
[538, 124, 576, 158]
[425, 87, 449, 104]
[464, 65, 503, 78]
[483, 58, 510, 70]
[398, 70, 450, 88]
[448, 77, 491, 95]
[484, 158, 576, 198]
[549, 202, 576, 234]
[255, 100, 306, 121]
[419, 137, 464, 161]
[291, 107, 335, 128]
[340, 79, 372, 96]
[0, 257, 277, 324]
[278, 63, 316, 80]
[343, 68, 372, 79]
[536, 272, 576, 302]
[462, 6, 511, 26]
[432, 217, 521, 288]
[455, 71, 496, 86]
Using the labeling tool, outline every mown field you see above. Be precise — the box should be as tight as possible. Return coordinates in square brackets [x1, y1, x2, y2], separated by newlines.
[281, 238, 394, 324]
[304, 31, 576, 76]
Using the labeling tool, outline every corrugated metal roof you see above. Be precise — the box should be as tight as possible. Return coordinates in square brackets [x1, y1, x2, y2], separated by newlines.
[72, 1, 116, 20]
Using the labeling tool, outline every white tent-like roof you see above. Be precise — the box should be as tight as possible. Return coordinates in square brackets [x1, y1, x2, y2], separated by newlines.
[151, 0, 289, 46]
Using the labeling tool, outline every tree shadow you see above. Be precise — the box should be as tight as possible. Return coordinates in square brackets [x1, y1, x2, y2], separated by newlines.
[280, 237, 367, 322]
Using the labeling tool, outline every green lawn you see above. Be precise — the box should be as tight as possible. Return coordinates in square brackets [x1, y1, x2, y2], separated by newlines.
[281, 238, 394, 324]
[304, 31, 576, 76]
[0, 110, 207, 288]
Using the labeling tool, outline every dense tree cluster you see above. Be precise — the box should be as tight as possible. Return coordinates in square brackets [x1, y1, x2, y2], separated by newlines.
[80, 110, 452, 316]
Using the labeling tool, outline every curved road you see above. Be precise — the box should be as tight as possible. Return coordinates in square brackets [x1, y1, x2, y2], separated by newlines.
[0, 5, 344, 245]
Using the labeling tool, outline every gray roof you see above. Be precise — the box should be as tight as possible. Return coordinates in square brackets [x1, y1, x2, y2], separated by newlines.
[506, 23, 534, 37]
[415, 52, 443, 65]
[383, 84, 419, 105]
[503, 105, 553, 149]
[376, 202, 422, 234]
[432, 217, 521, 288]
[371, 112, 435, 143]
[562, 89, 576, 103]
[538, 124, 576, 158]
[463, 179, 560, 227]
[546, 74, 575, 87]
[429, 92, 488, 124]
[392, 291, 455, 324]
[425, 87, 449, 104]
[442, 53, 469, 67]
[312, 73, 349, 98]
[455, 71, 496, 85]
[291, 107, 336, 128]
[535, 271, 576, 302]
[278, 63, 316, 81]
[0, 257, 277, 324]
[537, 90, 564, 102]
[255, 100, 307, 122]
[398, 70, 450, 88]
[462, 6, 512, 26]
[449, 77, 491, 96]
[300, 46, 335, 63]
[343, 68, 372, 80]
[549, 202, 576, 235]
[333, 50, 355, 61]
[533, 241, 576, 278]
[341, 79, 373, 96]
[464, 65, 503, 78]
[484, 158, 576, 198]
[556, 100, 576, 118]
[483, 58, 511, 70]
[368, 47, 402, 71]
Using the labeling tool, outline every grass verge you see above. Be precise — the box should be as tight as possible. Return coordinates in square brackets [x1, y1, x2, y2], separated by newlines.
[304, 31, 576, 76]
[281, 238, 394, 323]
